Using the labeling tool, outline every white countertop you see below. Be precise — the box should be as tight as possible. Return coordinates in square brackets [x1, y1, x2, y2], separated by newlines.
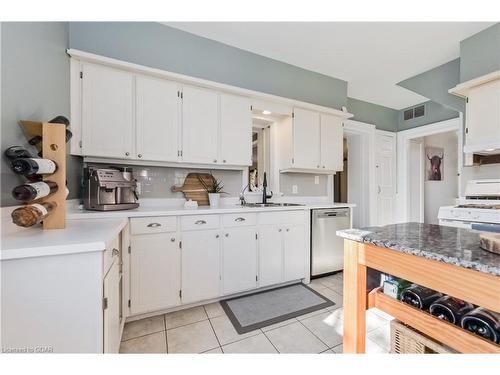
[1, 199, 354, 261]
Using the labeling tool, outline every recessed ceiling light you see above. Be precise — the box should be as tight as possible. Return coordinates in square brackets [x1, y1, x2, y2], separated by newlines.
[485, 148, 496, 152]
[262, 110, 272, 115]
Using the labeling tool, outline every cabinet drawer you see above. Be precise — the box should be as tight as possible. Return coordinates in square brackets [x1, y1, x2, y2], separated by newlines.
[103, 235, 120, 277]
[130, 216, 177, 235]
[258, 211, 305, 225]
[181, 214, 220, 231]
[222, 213, 257, 227]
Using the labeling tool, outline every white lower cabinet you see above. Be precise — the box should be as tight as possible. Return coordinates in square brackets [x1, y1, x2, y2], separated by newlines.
[181, 229, 221, 304]
[283, 225, 306, 281]
[130, 233, 181, 315]
[258, 225, 283, 287]
[103, 259, 121, 353]
[222, 227, 258, 295]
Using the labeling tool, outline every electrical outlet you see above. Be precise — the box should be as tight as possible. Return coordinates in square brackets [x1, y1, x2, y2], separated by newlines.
[314, 176, 320, 185]
[292, 185, 298, 194]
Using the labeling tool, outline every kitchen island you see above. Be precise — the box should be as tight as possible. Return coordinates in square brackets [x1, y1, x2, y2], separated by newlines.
[337, 223, 500, 354]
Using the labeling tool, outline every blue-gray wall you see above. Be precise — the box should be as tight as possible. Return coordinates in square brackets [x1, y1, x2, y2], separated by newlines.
[460, 23, 500, 83]
[69, 22, 348, 110]
[347, 97, 399, 132]
[1, 22, 82, 207]
[398, 101, 459, 131]
[397, 59, 465, 113]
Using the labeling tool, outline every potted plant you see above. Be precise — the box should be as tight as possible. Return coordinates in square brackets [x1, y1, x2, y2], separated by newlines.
[198, 173, 226, 207]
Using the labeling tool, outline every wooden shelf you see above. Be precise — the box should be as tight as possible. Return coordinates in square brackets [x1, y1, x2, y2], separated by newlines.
[368, 289, 500, 354]
[19, 121, 66, 230]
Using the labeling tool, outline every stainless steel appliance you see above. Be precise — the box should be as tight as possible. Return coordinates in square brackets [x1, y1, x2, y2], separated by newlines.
[311, 208, 351, 277]
[438, 179, 500, 229]
[83, 167, 139, 211]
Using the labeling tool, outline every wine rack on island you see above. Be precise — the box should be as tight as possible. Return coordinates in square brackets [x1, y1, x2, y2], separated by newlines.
[17, 120, 67, 229]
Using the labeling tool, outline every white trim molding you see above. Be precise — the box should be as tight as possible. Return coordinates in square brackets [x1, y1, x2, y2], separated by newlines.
[396, 116, 463, 223]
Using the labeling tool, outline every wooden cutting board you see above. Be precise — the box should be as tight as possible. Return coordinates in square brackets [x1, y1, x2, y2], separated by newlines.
[171, 173, 214, 206]
[479, 232, 500, 255]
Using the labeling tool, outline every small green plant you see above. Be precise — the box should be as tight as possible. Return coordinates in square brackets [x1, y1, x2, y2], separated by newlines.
[198, 173, 227, 194]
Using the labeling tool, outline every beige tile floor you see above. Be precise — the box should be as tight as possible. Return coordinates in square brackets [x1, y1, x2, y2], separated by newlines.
[119, 272, 393, 354]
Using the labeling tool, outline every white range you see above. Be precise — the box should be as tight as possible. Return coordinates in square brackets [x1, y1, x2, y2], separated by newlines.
[438, 179, 500, 229]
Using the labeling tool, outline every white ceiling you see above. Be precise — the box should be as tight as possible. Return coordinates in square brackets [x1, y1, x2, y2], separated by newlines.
[163, 22, 494, 109]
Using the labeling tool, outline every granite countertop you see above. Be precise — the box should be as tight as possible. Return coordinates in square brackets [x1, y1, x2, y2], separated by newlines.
[337, 222, 500, 276]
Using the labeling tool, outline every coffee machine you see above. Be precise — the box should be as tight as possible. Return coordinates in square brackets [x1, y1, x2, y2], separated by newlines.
[83, 167, 139, 211]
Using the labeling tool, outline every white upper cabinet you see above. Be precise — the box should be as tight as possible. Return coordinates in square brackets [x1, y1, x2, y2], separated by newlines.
[181, 85, 219, 165]
[219, 93, 252, 166]
[81, 63, 134, 159]
[320, 114, 344, 171]
[136, 76, 180, 162]
[278, 107, 345, 173]
[293, 108, 321, 169]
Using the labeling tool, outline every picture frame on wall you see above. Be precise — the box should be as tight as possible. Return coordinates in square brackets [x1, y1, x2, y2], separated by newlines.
[426, 147, 444, 181]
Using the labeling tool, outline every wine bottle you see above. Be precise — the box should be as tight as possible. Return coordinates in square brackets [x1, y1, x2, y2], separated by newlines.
[12, 181, 58, 202]
[461, 307, 500, 343]
[4, 146, 34, 160]
[29, 115, 72, 147]
[400, 285, 442, 310]
[10, 158, 57, 175]
[11, 201, 57, 227]
[429, 296, 474, 325]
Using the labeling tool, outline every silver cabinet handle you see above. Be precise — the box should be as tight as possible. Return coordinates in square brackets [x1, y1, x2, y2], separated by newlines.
[215, 234, 220, 238]
[322, 165, 325, 168]
[377, 185, 381, 194]
[213, 159, 217, 163]
[286, 228, 290, 232]
[195, 220, 207, 225]
[278, 228, 282, 232]
[235, 217, 246, 222]
[138, 154, 142, 158]
[147, 223, 162, 228]
[223, 159, 226, 163]
[170, 238, 176, 242]
[112, 248, 120, 257]
[317, 165, 320, 168]
[125, 152, 130, 156]
[225, 233, 229, 237]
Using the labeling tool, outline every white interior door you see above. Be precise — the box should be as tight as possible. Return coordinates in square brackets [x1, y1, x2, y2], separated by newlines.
[130, 234, 181, 315]
[220, 93, 252, 166]
[181, 85, 219, 164]
[375, 131, 396, 225]
[292, 108, 320, 169]
[136, 75, 180, 162]
[222, 227, 257, 294]
[181, 230, 221, 304]
[258, 225, 283, 287]
[81, 63, 134, 159]
[320, 114, 343, 171]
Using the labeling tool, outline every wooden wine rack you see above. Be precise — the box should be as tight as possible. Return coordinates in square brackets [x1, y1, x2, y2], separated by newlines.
[19, 121, 66, 229]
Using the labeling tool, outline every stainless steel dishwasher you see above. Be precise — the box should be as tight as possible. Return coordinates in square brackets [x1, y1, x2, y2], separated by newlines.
[311, 208, 351, 277]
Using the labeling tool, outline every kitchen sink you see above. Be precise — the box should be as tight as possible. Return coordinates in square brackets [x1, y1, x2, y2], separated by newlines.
[242, 202, 304, 207]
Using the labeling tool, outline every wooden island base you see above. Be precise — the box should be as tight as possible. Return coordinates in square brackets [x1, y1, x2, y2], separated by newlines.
[343, 240, 500, 354]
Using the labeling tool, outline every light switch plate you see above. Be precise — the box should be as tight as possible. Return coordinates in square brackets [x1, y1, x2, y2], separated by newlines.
[292, 185, 298, 194]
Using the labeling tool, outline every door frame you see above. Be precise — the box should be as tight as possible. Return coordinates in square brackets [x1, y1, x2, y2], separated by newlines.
[343, 120, 377, 227]
[396, 116, 463, 223]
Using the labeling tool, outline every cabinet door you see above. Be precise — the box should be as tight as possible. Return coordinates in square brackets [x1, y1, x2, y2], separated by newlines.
[283, 225, 306, 281]
[103, 260, 121, 353]
[320, 114, 344, 171]
[136, 76, 180, 162]
[182, 85, 219, 164]
[81, 63, 134, 159]
[181, 230, 221, 304]
[293, 108, 320, 169]
[466, 80, 500, 151]
[258, 225, 283, 287]
[222, 227, 257, 295]
[130, 234, 181, 315]
[220, 93, 252, 166]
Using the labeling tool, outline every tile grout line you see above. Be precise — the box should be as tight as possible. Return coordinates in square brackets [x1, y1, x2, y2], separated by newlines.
[205, 305, 224, 353]
[121, 329, 166, 343]
[164, 315, 169, 354]
[261, 330, 281, 354]
[296, 318, 335, 352]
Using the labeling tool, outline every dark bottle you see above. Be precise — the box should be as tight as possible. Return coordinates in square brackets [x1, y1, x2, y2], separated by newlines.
[11, 158, 57, 175]
[429, 296, 474, 325]
[461, 307, 500, 343]
[12, 181, 58, 202]
[11, 201, 57, 227]
[4, 146, 34, 160]
[400, 285, 442, 310]
[29, 115, 72, 147]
